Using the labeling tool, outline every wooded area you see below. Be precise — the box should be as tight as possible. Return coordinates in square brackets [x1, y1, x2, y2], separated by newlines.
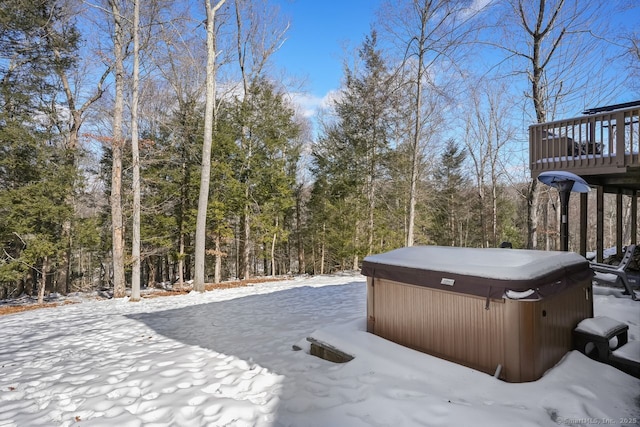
[0, 0, 637, 300]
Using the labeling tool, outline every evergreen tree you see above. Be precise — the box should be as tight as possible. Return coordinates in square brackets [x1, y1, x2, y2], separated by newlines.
[207, 104, 244, 282]
[223, 78, 300, 279]
[140, 106, 201, 286]
[0, 0, 80, 299]
[0, 0, 79, 116]
[310, 31, 395, 269]
[430, 139, 468, 246]
[0, 123, 75, 299]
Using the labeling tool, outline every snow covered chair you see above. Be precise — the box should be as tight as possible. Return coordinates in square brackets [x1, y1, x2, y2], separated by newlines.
[590, 244, 637, 301]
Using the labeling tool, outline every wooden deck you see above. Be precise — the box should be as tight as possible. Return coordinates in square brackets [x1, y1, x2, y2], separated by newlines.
[529, 104, 640, 193]
[529, 102, 639, 261]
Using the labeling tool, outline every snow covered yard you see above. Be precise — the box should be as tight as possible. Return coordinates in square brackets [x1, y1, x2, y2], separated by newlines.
[0, 273, 638, 426]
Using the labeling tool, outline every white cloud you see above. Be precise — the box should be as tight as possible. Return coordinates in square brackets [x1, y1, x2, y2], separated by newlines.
[460, 0, 494, 19]
[289, 90, 341, 119]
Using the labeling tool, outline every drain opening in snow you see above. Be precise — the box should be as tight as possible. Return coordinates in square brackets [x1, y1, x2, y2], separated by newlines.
[304, 337, 354, 363]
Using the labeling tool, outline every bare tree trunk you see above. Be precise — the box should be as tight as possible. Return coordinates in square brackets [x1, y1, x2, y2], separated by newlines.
[242, 205, 251, 279]
[178, 233, 185, 286]
[406, 31, 424, 248]
[160, 256, 166, 283]
[320, 223, 326, 275]
[492, 180, 498, 247]
[177, 161, 188, 286]
[148, 259, 156, 287]
[311, 238, 316, 275]
[478, 188, 486, 247]
[296, 189, 305, 274]
[62, 227, 71, 294]
[110, 0, 126, 299]
[527, 180, 540, 249]
[270, 218, 277, 277]
[353, 219, 359, 270]
[194, 0, 227, 292]
[367, 141, 376, 254]
[130, 0, 141, 302]
[37, 257, 48, 305]
[214, 235, 222, 283]
[515, 0, 568, 249]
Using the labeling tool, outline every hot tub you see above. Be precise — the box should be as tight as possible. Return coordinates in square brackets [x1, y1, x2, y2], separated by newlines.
[361, 246, 594, 382]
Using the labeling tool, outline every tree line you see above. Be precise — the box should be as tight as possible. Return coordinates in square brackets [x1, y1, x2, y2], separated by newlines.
[0, 0, 636, 301]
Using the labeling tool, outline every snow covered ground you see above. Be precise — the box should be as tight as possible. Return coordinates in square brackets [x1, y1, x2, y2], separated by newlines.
[0, 272, 638, 426]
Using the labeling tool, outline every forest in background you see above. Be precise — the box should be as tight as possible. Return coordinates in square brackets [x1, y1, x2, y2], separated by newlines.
[0, 0, 638, 300]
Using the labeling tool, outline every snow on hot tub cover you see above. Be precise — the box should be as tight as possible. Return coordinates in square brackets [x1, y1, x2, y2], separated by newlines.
[361, 246, 593, 300]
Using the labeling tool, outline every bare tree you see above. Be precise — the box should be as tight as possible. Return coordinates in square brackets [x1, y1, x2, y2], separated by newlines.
[43, 0, 112, 151]
[37, 257, 49, 305]
[494, 0, 616, 248]
[233, 0, 289, 279]
[130, 0, 141, 301]
[194, 0, 227, 292]
[621, 29, 640, 93]
[108, 0, 128, 298]
[39, 0, 112, 293]
[378, 0, 480, 247]
[151, 5, 208, 288]
[464, 82, 515, 247]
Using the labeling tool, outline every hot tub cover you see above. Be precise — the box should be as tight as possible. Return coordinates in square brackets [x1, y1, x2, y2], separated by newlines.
[361, 246, 592, 300]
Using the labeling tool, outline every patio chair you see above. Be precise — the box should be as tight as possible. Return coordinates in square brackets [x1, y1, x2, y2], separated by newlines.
[590, 244, 638, 301]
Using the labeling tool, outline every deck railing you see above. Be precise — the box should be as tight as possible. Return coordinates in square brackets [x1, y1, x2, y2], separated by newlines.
[530, 105, 640, 177]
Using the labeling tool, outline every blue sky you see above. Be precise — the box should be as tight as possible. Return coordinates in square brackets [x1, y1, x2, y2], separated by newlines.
[271, 0, 383, 98]
[269, 0, 639, 123]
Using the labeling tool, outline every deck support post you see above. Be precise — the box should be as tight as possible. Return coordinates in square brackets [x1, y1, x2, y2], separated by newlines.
[597, 186, 604, 263]
[617, 192, 623, 256]
[632, 191, 638, 245]
[580, 193, 588, 257]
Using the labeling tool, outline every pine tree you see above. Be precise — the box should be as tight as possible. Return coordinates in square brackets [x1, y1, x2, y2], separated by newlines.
[139, 105, 201, 287]
[0, 123, 75, 300]
[430, 139, 468, 246]
[0, 0, 78, 115]
[310, 31, 395, 269]
[0, 0, 80, 299]
[225, 79, 300, 278]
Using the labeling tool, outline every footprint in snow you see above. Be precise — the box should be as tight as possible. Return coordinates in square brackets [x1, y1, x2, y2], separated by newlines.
[201, 383, 221, 394]
[158, 368, 184, 378]
[188, 395, 208, 406]
[568, 384, 597, 400]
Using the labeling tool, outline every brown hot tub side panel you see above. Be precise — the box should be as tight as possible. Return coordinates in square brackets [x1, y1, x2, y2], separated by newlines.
[368, 276, 593, 382]
[368, 278, 507, 378]
[503, 282, 593, 382]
